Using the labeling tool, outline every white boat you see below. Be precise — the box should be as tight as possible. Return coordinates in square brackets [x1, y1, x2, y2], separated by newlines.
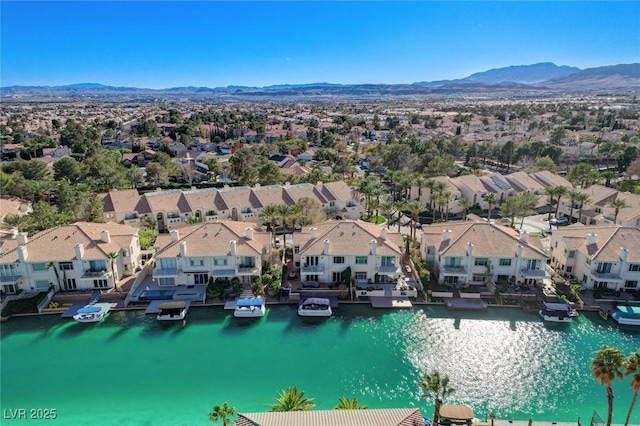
[73, 303, 112, 323]
[539, 302, 577, 323]
[157, 301, 187, 321]
[234, 298, 265, 318]
[611, 305, 640, 326]
[298, 297, 332, 317]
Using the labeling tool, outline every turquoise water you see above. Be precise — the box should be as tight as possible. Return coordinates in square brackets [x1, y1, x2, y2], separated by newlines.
[1, 305, 639, 426]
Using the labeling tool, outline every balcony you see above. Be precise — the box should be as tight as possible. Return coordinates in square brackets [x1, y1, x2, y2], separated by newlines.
[377, 265, 402, 276]
[301, 264, 325, 273]
[152, 268, 181, 278]
[442, 265, 466, 275]
[0, 274, 23, 285]
[588, 270, 622, 281]
[520, 268, 547, 279]
[237, 265, 259, 275]
[82, 269, 110, 279]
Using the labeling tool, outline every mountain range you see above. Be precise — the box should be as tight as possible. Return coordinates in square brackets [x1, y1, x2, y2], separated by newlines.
[2, 63, 639, 98]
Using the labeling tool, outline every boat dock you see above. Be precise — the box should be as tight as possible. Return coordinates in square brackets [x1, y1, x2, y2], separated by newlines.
[145, 300, 191, 314]
[370, 297, 412, 308]
[60, 302, 117, 318]
[298, 295, 339, 308]
[445, 298, 488, 311]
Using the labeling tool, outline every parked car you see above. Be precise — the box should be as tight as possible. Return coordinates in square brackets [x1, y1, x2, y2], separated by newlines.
[550, 216, 569, 226]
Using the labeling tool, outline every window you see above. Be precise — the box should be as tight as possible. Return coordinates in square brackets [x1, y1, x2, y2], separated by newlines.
[333, 256, 345, 264]
[159, 277, 175, 286]
[0, 264, 18, 276]
[214, 257, 227, 266]
[159, 258, 177, 270]
[65, 278, 77, 290]
[566, 266, 573, 273]
[35, 280, 50, 290]
[59, 262, 73, 270]
[472, 274, 487, 282]
[94, 279, 108, 289]
[355, 272, 367, 280]
[332, 272, 342, 282]
[189, 257, 204, 267]
[475, 258, 489, 266]
[629, 264, 640, 272]
[294, 246, 300, 254]
[381, 256, 396, 267]
[499, 259, 512, 266]
[444, 257, 461, 267]
[596, 262, 612, 274]
[625, 280, 638, 288]
[194, 273, 208, 285]
[568, 250, 576, 259]
[32, 263, 47, 272]
[355, 256, 368, 265]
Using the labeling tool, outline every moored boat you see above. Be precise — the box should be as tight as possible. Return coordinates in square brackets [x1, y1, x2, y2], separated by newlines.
[298, 297, 332, 317]
[539, 302, 576, 323]
[611, 305, 640, 326]
[233, 298, 265, 318]
[73, 303, 112, 323]
[157, 301, 187, 321]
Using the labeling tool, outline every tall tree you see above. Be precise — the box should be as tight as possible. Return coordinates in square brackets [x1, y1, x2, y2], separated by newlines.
[208, 402, 236, 426]
[1, 214, 33, 233]
[607, 198, 630, 224]
[46, 261, 61, 291]
[107, 252, 119, 292]
[575, 192, 591, 224]
[482, 192, 498, 221]
[417, 371, 455, 425]
[623, 350, 640, 426]
[405, 199, 424, 242]
[592, 345, 624, 426]
[458, 197, 471, 221]
[269, 387, 315, 412]
[500, 195, 519, 228]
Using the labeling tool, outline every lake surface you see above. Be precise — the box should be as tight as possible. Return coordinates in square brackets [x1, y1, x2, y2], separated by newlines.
[1, 305, 639, 426]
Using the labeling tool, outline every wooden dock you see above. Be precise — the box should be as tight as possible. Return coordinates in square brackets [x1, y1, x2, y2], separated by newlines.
[444, 298, 488, 311]
[370, 297, 412, 309]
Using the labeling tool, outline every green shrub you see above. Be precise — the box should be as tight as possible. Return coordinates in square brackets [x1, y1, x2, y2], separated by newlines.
[206, 280, 224, 298]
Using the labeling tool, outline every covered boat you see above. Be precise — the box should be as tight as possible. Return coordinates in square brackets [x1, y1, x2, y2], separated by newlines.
[298, 297, 332, 317]
[539, 302, 577, 323]
[611, 305, 640, 326]
[234, 298, 265, 318]
[157, 301, 187, 321]
[73, 303, 112, 323]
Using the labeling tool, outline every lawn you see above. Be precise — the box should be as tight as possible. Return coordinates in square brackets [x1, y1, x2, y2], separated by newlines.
[1, 292, 48, 317]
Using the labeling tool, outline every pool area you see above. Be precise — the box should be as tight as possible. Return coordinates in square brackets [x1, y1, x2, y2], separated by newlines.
[138, 289, 176, 301]
[1, 305, 639, 426]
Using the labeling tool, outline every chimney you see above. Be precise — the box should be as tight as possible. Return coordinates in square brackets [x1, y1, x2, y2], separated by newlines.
[170, 229, 179, 242]
[323, 239, 330, 255]
[516, 244, 523, 258]
[380, 227, 387, 240]
[17, 245, 28, 262]
[620, 247, 629, 262]
[442, 229, 452, 242]
[317, 181, 323, 187]
[179, 241, 187, 257]
[230, 240, 236, 257]
[586, 233, 598, 246]
[245, 227, 254, 240]
[16, 232, 28, 245]
[100, 230, 111, 244]
[371, 239, 377, 256]
[467, 242, 474, 256]
[74, 243, 84, 260]
[520, 230, 529, 244]
[310, 228, 317, 240]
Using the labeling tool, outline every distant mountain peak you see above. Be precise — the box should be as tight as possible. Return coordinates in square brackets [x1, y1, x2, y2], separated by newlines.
[463, 63, 581, 84]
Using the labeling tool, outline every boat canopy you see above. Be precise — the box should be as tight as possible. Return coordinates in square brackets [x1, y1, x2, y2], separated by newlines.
[439, 404, 474, 421]
[616, 305, 640, 315]
[302, 297, 330, 306]
[77, 306, 102, 314]
[236, 298, 264, 308]
[542, 303, 571, 312]
[158, 302, 186, 310]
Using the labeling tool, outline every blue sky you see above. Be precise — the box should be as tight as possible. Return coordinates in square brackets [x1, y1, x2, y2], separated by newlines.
[1, 1, 639, 88]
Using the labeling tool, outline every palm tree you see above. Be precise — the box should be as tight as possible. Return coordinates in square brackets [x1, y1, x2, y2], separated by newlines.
[335, 397, 368, 410]
[208, 402, 236, 425]
[607, 198, 630, 224]
[379, 200, 398, 226]
[592, 345, 625, 426]
[544, 186, 559, 225]
[395, 200, 406, 233]
[440, 191, 452, 222]
[575, 192, 591, 224]
[482, 192, 497, 221]
[424, 179, 438, 210]
[46, 261, 61, 291]
[566, 190, 582, 224]
[553, 185, 568, 219]
[417, 371, 455, 424]
[413, 175, 427, 201]
[405, 199, 424, 242]
[269, 387, 315, 412]
[259, 204, 280, 246]
[107, 252, 120, 292]
[2, 214, 33, 233]
[623, 350, 640, 426]
[458, 197, 471, 221]
[600, 170, 617, 187]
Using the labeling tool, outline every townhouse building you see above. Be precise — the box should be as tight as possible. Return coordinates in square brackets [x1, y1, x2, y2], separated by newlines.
[293, 220, 404, 286]
[101, 181, 360, 230]
[151, 221, 272, 286]
[420, 222, 549, 287]
[0, 222, 141, 294]
[549, 225, 640, 292]
[559, 185, 640, 227]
